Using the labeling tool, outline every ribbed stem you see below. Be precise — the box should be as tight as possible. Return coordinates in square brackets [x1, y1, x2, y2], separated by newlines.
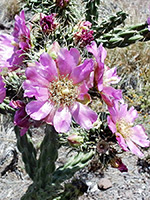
[96, 22, 150, 48]
[35, 124, 59, 188]
[15, 126, 37, 180]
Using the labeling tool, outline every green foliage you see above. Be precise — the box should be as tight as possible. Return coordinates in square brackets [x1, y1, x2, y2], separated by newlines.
[15, 125, 94, 199]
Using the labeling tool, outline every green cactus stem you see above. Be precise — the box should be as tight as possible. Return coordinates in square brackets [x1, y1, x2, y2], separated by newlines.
[35, 125, 59, 188]
[96, 22, 150, 48]
[84, 0, 100, 25]
[94, 11, 128, 37]
[14, 126, 37, 180]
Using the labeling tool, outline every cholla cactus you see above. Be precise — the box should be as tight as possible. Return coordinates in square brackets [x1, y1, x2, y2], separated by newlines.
[0, 2, 150, 200]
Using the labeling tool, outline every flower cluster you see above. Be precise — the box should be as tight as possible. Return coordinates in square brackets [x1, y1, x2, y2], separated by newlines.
[0, 9, 149, 159]
[86, 41, 149, 157]
[74, 21, 94, 47]
[40, 13, 57, 34]
[0, 10, 31, 71]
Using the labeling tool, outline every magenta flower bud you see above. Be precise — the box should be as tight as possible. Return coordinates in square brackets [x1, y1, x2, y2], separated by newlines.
[56, 0, 70, 8]
[74, 21, 94, 47]
[40, 13, 57, 34]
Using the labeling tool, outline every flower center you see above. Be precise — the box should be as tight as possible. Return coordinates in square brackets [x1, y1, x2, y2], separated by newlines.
[116, 118, 133, 138]
[48, 76, 78, 107]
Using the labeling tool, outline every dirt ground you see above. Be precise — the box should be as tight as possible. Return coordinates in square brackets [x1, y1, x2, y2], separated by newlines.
[0, 0, 150, 199]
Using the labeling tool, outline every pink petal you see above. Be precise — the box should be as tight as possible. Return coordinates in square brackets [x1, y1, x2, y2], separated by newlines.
[44, 105, 56, 125]
[107, 116, 117, 133]
[77, 81, 90, 101]
[128, 106, 138, 122]
[57, 48, 76, 77]
[53, 106, 72, 133]
[23, 80, 49, 100]
[70, 48, 81, 65]
[101, 87, 122, 107]
[70, 102, 97, 129]
[126, 139, 144, 158]
[131, 125, 150, 147]
[86, 41, 98, 58]
[25, 66, 50, 86]
[105, 66, 121, 84]
[39, 52, 58, 80]
[26, 101, 52, 120]
[116, 132, 129, 151]
[70, 59, 94, 84]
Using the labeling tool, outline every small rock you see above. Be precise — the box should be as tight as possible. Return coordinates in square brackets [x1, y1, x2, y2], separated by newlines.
[97, 178, 112, 190]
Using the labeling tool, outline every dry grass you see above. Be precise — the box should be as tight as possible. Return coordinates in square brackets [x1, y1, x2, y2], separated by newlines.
[0, 0, 22, 23]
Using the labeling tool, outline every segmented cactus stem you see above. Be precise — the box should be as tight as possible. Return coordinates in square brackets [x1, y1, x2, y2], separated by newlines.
[14, 126, 37, 180]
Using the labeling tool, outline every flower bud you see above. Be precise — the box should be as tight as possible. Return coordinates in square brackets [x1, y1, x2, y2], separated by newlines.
[67, 134, 83, 147]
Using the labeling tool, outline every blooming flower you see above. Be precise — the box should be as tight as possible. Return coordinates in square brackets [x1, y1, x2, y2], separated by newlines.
[87, 41, 122, 106]
[40, 13, 57, 34]
[13, 10, 31, 51]
[0, 10, 31, 71]
[23, 47, 97, 132]
[107, 101, 150, 157]
[0, 75, 6, 103]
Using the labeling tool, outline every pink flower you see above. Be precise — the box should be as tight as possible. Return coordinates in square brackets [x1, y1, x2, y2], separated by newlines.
[0, 10, 31, 71]
[87, 41, 122, 106]
[0, 75, 6, 103]
[23, 47, 97, 133]
[107, 101, 150, 157]
[40, 13, 57, 34]
[13, 10, 31, 51]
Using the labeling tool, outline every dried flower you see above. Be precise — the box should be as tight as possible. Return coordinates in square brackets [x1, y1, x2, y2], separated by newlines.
[107, 101, 150, 157]
[110, 157, 128, 172]
[23, 47, 97, 132]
